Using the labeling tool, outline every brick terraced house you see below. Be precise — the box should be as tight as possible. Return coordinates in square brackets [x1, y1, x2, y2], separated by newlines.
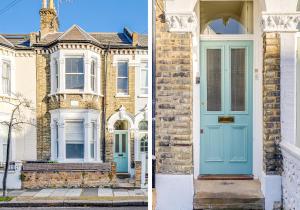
[0, 0, 148, 189]
[155, 0, 300, 209]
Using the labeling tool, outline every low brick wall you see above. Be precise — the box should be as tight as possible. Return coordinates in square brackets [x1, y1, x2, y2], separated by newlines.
[21, 162, 116, 189]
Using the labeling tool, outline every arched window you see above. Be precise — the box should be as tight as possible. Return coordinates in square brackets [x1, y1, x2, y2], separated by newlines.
[138, 121, 148, 152]
[114, 120, 128, 130]
[200, 1, 253, 34]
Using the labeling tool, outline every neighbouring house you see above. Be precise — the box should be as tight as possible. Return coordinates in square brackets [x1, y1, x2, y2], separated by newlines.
[155, 0, 300, 209]
[0, 0, 148, 189]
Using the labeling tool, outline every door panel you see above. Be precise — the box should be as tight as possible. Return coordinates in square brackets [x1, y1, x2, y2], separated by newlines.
[114, 131, 128, 173]
[200, 41, 253, 175]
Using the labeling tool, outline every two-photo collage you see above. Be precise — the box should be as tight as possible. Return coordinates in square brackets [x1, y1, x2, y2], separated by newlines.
[0, 0, 300, 209]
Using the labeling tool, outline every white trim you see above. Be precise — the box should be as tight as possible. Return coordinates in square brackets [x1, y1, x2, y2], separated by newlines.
[50, 49, 101, 96]
[50, 109, 101, 163]
[193, 0, 263, 179]
[107, 106, 135, 133]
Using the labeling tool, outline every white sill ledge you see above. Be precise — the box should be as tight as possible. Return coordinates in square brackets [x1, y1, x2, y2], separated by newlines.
[0, 94, 17, 99]
[137, 95, 148, 98]
[48, 92, 104, 98]
[115, 94, 130, 98]
[281, 142, 300, 161]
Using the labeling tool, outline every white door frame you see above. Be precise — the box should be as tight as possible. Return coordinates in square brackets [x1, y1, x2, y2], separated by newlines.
[193, 0, 263, 179]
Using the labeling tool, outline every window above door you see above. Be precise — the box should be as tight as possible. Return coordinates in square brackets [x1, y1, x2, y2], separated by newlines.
[200, 1, 253, 35]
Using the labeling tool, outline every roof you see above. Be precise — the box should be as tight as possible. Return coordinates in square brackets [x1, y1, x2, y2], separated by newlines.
[0, 25, 147, 50]
[37, 25, 148, 49]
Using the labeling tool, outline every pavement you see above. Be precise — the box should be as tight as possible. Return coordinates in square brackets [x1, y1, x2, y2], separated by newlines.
[0, 188, 148, 207]
[0, 208, 147, 210]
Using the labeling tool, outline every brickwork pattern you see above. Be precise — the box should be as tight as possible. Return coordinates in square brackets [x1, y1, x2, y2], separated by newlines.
[263, 33, 282, 174]
[155, 0, 193, 174]
[135, 161, 142, 187]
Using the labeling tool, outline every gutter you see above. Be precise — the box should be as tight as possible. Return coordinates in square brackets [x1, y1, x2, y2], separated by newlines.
[102, 43, 111, 162]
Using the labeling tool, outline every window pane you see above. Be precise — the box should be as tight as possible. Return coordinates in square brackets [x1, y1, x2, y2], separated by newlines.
[115, 134, 119, 153]
[2, 62, 11, 94]
[65, 122, 84, 159]
[118, 62, 128, 77]
[66, 144, 84, 159]
[140, 68, 148, 94]
[90, 143, 94, 159]
[138, 121, 148, 131]
[66, 74, 84, 89]
[231, 48, 246, 111]
[66, 58, 84, 73]
[117, 78, 128, 94]
[122, 134, 126, 153]
[207, 49, 222, 111]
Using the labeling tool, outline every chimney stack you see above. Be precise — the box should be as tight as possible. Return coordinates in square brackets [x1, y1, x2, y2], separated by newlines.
[39, 0, 59, 37]
[132, 32, 139, 47]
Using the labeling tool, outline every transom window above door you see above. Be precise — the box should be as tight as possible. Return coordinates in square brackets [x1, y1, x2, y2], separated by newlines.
[200, 1, 253, 34]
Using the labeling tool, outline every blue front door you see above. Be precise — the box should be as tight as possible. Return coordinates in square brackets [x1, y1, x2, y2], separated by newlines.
[114, 131, 128, 173]
[200, 41, 253, 175]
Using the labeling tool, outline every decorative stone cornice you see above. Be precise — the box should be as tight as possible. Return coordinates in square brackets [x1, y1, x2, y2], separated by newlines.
[262, 12, 300, 32]
[165, 13, 197, 32]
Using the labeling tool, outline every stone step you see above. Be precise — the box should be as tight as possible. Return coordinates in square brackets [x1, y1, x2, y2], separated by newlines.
[193, 180, 265, 210]
[116, 173, 131, 179]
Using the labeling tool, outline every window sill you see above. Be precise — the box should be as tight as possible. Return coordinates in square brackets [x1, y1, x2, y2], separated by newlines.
[54, 159, 103, 163]
[0, 94, 17, 100]
[48, 92, 103, 98]
[115, 94, 130, 98]
[137, 95, 148, 98]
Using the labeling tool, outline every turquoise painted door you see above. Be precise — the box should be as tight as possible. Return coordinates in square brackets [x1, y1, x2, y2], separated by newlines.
[200, 41, 253, 175]
[114, 131, 128, 173]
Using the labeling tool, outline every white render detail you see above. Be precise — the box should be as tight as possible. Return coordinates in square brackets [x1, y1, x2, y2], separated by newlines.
[165, 13, 198, 32]
[261, 13, 300, 32]
[281, 142, 300, 210]
[49, 109, 101, 163]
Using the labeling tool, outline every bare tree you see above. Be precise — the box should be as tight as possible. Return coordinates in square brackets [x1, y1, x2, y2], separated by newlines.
[0, 93, 35, 197]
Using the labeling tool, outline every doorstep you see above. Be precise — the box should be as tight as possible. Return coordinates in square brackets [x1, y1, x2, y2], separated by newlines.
[193, 179, 265, 210]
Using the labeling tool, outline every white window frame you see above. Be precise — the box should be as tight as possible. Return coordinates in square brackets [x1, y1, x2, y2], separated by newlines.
[139, 61, 148, 97]
[65, 120, 85, 160]
[55, 59, 59, 91]
[50, 109, 101, 163]
[116, 61, 129, 96]
[50, 50, 101, 96]
[65, 56, 85, 91]
[90, 59, 97, 92]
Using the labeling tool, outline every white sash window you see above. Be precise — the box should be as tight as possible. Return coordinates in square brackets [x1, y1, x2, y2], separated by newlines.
[65, 121, 84, 159]
[2, 61, 11, 95]
[140, 62, 148, 95]
[65, 58, 84, 90]
[117, 62, 129, 95]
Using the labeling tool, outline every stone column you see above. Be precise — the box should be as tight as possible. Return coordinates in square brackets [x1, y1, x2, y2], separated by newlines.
[57, 121, 65, 161]
[50, 121, 57, 160]
[84, 116, 91, 162]
[96, 121, 101, 162]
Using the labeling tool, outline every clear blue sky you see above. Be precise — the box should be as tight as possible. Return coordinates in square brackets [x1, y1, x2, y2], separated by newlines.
[0, 0, 148, 34]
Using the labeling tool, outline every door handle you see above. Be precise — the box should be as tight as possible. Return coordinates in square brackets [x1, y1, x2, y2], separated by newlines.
[218, 116, 234, 123]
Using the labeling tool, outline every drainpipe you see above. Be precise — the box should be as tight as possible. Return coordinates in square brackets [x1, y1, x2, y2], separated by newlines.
[152, 0, 156, 189]
[102, 42, 111, 162]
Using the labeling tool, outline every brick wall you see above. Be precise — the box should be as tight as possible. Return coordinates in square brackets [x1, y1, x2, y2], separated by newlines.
[21, 162, 116, 189]
[155, 0, 193, 174]
[263, 33, 282, 175]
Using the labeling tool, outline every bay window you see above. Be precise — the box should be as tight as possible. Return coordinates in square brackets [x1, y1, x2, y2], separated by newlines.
[2, 61, 11, 95]
[140, 62, 148, 95]
[117, 62, 129, 95]
[50, 109, 100, 162]
[50, 51, 100, 95]
[65, 58, 84, 90]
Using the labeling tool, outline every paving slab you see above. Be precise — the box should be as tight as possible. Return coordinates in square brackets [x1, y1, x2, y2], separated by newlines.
[65, 188, 82, 197]
[34, 189, 55, 197]
[19, 190, 39, 197]
[49, 188, 68, 197]
[7, 190, 24, 197]
[113, 190, 129, 197]
[98, 188, 113, 197]
[134, 189, 146, 196]
[81, 188, 97, 197]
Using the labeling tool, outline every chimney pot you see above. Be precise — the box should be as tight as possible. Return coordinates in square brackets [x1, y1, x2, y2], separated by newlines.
[49, 0, 55, 9]
[42, 0, 47, 8]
